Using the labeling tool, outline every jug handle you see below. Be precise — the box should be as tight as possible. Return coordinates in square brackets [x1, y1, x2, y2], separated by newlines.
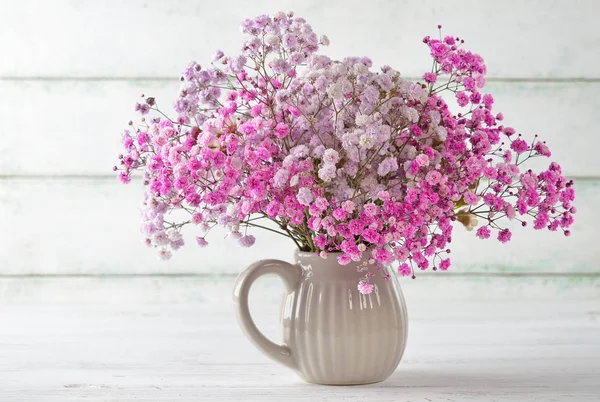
[233, 259, 303, 370]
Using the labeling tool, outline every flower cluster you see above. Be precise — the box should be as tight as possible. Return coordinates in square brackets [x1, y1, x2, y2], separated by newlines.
[116, 13, 575, 293]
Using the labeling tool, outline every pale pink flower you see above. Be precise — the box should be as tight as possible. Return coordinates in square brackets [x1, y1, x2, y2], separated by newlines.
[157, 249, 172, 260]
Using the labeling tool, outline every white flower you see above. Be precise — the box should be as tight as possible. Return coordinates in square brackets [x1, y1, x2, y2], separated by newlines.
[291, 145, 309, 158]
[322, 149, 339, 165]
[355, 114, 369, 127]
[407, 107, 419, 122]
[359, 135, 374, 149]
[326, 82, 343, 99]
[289, 175, 299, 186]
[166, 229, 182, 242]
[157, 249, 172, 261]
[340, 78, 352, 95]
[264, 34, 280, 46]
[353, 62, 368, 75]
[226, 204, 238, 217]
[429, 110, 441, 125]
[332, 63, 348, 76]
[282, 155, 296, 168]
[153, 231, 170, 246]
[318, 165, 337, 182]
[402, 145, 417, 160]
[436, 126, 448, 141]
[296, 187, 314, 206]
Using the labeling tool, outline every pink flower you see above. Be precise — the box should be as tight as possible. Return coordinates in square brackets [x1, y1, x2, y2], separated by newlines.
[315, 197, 329, 210]
[463, 191, 478, 205]
[342, 200, 355, 213]
[274, 122, 290, 138]
[191, 212, 204, 225]
[363, 203, 378, 217]
[398, 263, 411, 277]
[313, 234, 327, 248]
[372, 248, 392, 264]
[333, 208, 346, 221]
[249, 104, 262, 117]
[422, 72, 437, 84]
[425, 170, 442, 185]
[482, 93, 494, 109]
[117, 172, 131, 184]
[410, 124, 422, 137]
[196, 237, 209, 247]
[476, 226, 490, 239]
[503, 127, 516, 136]
[357, 281, 374, 295]
[135, 102, 150, 115]
[470, 92, 481, 104]
[497, 229, 512, 243]
[456, 92, 469, 107]
[348, 219, 363, 235]
[288, 105, 301, 117]
[337, 254, 352, 265]
[463, 77, 475, 91]
[510, 138, 529, 153]
[439, 258, 450, 271]
[534, 141, 551, 157]
[483, 166, 498, 179]
[266, 201, 281, 218]
[415, 154, 430, 167]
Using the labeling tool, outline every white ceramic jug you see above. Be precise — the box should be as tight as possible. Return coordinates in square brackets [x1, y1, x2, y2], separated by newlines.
[233, 251, 408, 385]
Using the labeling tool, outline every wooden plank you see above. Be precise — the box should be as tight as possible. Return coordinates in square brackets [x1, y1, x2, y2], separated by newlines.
[0, 178, 597, 275]
[0, 277, 599, 401]
[0, 80, 598, 177]
[0, 0, 598, 79]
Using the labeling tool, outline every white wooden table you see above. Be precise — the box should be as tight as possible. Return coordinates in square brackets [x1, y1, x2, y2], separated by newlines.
[1, 275, 598, 401]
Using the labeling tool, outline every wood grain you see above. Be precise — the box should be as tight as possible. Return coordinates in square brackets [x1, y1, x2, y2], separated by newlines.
[0, 0, 598, 79]
[0, 80, 598, 176]
[0, 178, 597, 275]
[0, 276, 598, 401]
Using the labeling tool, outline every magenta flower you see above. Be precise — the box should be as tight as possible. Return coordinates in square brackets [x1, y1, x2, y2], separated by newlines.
[398, 263, 412, 277]
[439, 259, 450, 271]
[476, 226, 491, 239]
[497, 229, 512, 243]
[422, 72, 437, 84]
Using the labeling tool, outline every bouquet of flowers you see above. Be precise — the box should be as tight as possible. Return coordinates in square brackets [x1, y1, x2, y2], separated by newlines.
[116, 12, 575, 293]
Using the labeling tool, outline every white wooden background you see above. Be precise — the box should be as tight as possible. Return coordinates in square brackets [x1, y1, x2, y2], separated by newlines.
[1, 0, 599, 275]
[1, 2, 600, 401]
